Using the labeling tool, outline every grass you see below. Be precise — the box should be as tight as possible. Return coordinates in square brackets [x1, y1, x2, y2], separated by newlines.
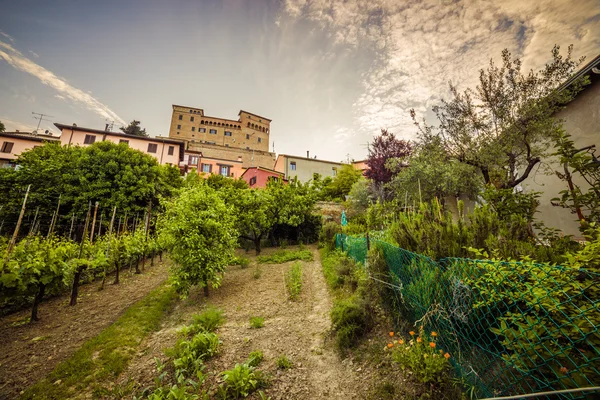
[249, 316, 265, 329]
[276, 355, 292, 370]
[285, 261, 303, 300]
[21, 282, 177, 399]
[257, 249, 313, 264]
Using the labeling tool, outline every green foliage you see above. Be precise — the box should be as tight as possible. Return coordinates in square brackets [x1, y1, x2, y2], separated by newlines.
[390, 329, 451, 384]
[324, 164, 363, 200]
[173, 332, 221, 377]
[231, 256, 250, 269]
[120, 120, 148, 137]
[346, 177, 372, 217]
[249, 316, 264, 329]
[247, 350, 264, 367]
[256, 249, 313, 264]
[319, 222, 342, 250]
[284, 262, 303, 300]
[158, 184, 237, 296]
[0, 120, 5, 132]
[276, 355, 292, 370]
[219, 363, 267, 399]
[187, 307, 225, 334]
[331, 297, 371, 350]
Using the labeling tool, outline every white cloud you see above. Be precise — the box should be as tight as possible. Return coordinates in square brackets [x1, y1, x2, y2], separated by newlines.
[0, 31, 15, 43]
[282, 0, 600, 140]
[28, 50, 39, 58]
[0, 39, 126, 125]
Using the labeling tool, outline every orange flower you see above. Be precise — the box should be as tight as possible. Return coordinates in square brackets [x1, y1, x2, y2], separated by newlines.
[389, 331, 394, 337]
[444, 353, 450, 359]
[409, 331, 415, 336]
[560, 367, 568, 374]
[387, 343, 394, 348]
[399, 339, 405, 345]
[431, 331, 438, 337]
[416, 337, 422, 343]
[429, 342, 436, 348]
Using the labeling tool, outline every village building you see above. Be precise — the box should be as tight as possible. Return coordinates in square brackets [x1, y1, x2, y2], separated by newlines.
[0, 131, 60, 168]
[241, 166, 286, 188]
[274, 152, 344, 182]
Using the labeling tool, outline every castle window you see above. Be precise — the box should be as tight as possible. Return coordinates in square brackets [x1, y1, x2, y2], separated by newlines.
[192, 127, 195, 132]
[190, 116, 195, 122]
[177, 124, 181, 129]
[178, 115, 183, 120]
[258, 137, 262, 143]
[224, 131, 232, 136]
[209, 129, 217, 134]
[200, 128, 206, 133]
[246, 134, 250, 139]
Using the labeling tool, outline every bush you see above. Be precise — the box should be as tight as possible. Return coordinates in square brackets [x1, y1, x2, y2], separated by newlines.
[231, 256, 250, 269]
[331, 297, 371, 350]
[276, 355, 292, 369]
[319, 222, 341, 250]
[190, 307, 225, 333]
[285, 262, 303, 300]
[219, 363, 267, 398]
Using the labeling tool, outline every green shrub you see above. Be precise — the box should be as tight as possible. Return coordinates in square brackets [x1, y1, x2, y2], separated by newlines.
[285, 262, 303, 300]
[231, 256, 250, 269]
[172, 332, 220, 378]
[247, 350, 264, 367]
[191, 307, 225, 333]
[219, 363, 267, 398]
[331, 297, 371, 350]
[276, 355, 292, 369]
[319, 222, 341, 250]
[257, 249, 313, 264]
[249, 316, 264, 329]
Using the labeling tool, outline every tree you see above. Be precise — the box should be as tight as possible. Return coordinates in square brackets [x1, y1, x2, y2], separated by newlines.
[0, 120, 5, 133]
[365, 129, 412, 184]
[346, 177, 371, 216]
[120, 120, 148, 137]
[325, 164, 363, 200]
[412, 45, 586, 190]
[158, 184, 237, 296]
[388, 135, 482, 205]
[233, 189, 274, 255]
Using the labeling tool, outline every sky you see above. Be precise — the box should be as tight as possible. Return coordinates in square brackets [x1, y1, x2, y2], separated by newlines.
[1, 0, 599, 162]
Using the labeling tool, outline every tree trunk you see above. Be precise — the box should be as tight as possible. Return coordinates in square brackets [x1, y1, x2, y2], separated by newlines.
[254, 238, 262, 255]
[31, 283, 46, 322]
[114, 261, 120, 285]
[159, 251, 163, 262]
[135, 257, 141, 274]
[203, 279, 209, 297]
[141, 255, 146, 271]
[150, 254, 154, 267]
[70, 265, 86, 306]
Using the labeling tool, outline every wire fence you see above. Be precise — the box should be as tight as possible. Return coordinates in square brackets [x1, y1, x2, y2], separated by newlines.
[335, 233, 600, 399]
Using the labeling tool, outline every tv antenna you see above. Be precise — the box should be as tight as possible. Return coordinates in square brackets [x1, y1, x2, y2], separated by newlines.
[104, 119, 115, 132]
[31, 112, 54, 133]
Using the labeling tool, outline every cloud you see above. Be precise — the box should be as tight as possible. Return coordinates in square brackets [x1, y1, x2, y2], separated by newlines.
[54, 94, 66, 100]
[282, 0, 600, 140]
[0, 31, 15, 43]
[0, 39, 126, 125]
[0, 116, 42, 133]
[28, 50, 39, 58]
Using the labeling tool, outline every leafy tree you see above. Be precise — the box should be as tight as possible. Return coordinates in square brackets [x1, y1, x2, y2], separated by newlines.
[120, 120, 148, 137]
[365, 129, 412, 184]
[205, 173, 249, 190]
[346, 177, 372, 216]
[309, 173, 333, 201]
[233, 189, 273, 255]
[412, 45, 586, 190]
[389, 135, 482, 204]
[158, 184, 237, 296]
[325, 164, 363, 200]
[0, 120, 5, 133]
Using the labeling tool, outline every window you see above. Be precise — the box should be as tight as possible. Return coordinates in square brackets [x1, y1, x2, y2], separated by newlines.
[0, 142, 14, 153]
[189, 155, 199, 165]
[147, 143, 158, 153]
[192, 127, 195, 132]
[168, 146, 174, 155]
[219, 165, 230, 177]
[290, 161, 296, 171]
[178, 115, 183, 120]
[224, 131, 232, 136]
[199, 128, 206, 133]
[201, 163, 211, 173]
[177, 124, 181, 129]
[332, 167, 337, 176]
[246, 134, 250, 139]
[225, 144, 229, 147]
[249, 176, 257, 186]
[177, 132, 180, 135]
[258, 137, 262, 143]
[84, 134, 96, 144]
[209, 129, 217, 134]
[119, 139, 129, 145]
[190, 116, 195, 122]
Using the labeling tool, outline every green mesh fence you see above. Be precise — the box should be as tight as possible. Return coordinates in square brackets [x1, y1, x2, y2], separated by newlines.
[335, 234, 600, 399]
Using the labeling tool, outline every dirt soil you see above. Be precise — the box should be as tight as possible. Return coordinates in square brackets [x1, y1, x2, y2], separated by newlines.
[117, 246, 372, 399]
[0, 259, 170, 400]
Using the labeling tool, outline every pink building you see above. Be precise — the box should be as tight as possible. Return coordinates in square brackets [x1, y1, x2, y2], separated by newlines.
[0, 131, 60, 167]
[241, 166, 286, 188]
[54, 123, 184, 166]
[180, 150, 244, 178]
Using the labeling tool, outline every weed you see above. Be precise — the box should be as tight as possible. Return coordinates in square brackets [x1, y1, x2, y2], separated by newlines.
[231, 256, 250, 269]
[257, 249, 313, 264]
[249, 316, 265, 329]
[192, 307, 225, 332]
[285, 261, 303, 300]
[247, 350, 264, 367]
[253, 267, 262, 280]
[276, 355, 292, 370]
[219, 363, 268, 398]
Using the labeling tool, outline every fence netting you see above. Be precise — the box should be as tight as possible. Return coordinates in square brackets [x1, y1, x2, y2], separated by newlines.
[335, 233, 600, 399]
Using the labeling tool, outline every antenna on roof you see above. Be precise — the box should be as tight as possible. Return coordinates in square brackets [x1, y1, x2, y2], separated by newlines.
[104, 119, 115, 132]
[272, 141, 275, 153]
[31, 111, 54, 133]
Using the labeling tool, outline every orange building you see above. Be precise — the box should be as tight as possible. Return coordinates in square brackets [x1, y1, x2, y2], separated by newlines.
[180, 150, 244, 178]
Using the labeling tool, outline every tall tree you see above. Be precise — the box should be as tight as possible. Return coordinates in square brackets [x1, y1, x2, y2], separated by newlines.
[365, 129, 412, 184]
[120, 120, 148, 137]
[412, 45, 586, 190]
[325, 164, 363, 200]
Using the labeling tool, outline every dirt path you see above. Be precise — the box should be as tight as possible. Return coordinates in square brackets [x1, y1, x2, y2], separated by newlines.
[0, 259, 170, 400]
[118, 246, 367, 399]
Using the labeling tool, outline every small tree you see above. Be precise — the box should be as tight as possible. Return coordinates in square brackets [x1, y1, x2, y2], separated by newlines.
[234, 189, 274, 255]
[158, 184, 237, 296]
[325, 164, 363, 200]
[365, 129, 412, 184]
[0, 120, 5, 133]
[120, 120, 148, 137]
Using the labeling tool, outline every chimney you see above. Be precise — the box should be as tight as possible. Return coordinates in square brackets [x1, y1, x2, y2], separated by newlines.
[237, 156, 242, 162]
[105, 123, 109, 132]
[307, 150, 310, 159]
[15, 130, 19, 133]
